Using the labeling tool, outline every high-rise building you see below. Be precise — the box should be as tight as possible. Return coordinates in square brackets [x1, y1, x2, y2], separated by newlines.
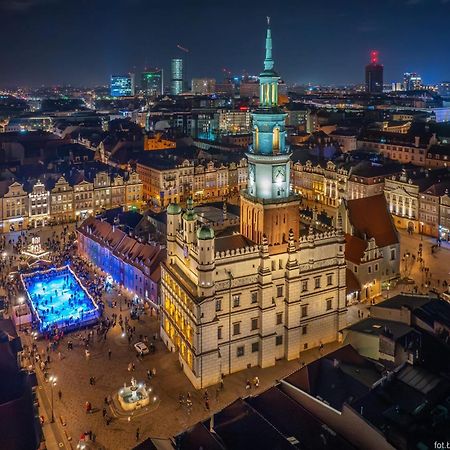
[438, 81, 450, 99]
[141, 68, 163, 97]
[365, 51, 383, 94]
[191, 78, 216, 95]
[171, 58, 183, 95]
[110, 74, 135, 97]
[160, 19, 347, 388]
[403, 72, 422, 91]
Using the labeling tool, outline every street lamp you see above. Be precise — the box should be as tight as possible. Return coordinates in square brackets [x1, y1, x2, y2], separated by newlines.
[49, 375, 57, 423]
[17, 296, 25, 331]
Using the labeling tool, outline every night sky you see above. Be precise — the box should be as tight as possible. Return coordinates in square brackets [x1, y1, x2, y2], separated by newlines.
[0, 0, 449, 87]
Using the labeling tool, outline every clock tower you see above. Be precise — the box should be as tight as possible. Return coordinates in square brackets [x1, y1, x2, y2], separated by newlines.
[240, 18, 300, 253]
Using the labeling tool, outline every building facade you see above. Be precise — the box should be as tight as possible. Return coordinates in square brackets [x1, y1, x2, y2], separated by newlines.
[136, 158, 247, 207]
[191, 78, 216, 95]
[77, 217, 164, 306]
[0, 171, 143, 231]
[171, 59, 183, 95]
[160, 22, 347, 389]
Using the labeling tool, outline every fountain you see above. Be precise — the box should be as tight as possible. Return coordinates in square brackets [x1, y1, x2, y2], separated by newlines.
[118, 377, 150, 412]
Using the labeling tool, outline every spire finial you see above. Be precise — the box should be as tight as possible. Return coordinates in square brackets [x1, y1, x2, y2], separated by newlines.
[264, 18, 274, 71]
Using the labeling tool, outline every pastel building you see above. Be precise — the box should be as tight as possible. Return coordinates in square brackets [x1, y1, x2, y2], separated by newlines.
[77, 217, 165, 306]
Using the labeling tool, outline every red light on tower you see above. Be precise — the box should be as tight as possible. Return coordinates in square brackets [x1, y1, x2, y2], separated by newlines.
[370, 50, 379, 64]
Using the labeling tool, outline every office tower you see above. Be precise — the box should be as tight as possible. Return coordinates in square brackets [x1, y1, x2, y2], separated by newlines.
[365, 51, 383, 94]
[171, 58, 183, 95]
[141, 68, 163, 96]
[438, 81, 450, 99]
[403, 72, 422, 91]
[191, 78, 216, 95]
[110, 74, 135, 97]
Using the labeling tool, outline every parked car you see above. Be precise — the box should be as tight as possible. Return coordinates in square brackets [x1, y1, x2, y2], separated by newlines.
[134, 342, 149, 355]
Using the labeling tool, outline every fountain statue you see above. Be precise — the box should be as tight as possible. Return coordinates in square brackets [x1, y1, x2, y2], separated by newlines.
[117, 378, 151, 412]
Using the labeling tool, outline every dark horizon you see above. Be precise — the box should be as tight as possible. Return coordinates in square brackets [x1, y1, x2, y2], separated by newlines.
[1, 0, 449, 88]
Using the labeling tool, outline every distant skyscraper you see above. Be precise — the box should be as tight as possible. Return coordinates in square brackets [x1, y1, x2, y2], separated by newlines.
[191, 78, 216, 95]
[365, 51, 383, 94]
[403, 72, 422, 91]
[141, 69, 163, 96]
[438, 81, 450, 99]
[110, 74, 135, 97]
[171, 58, 183, 95]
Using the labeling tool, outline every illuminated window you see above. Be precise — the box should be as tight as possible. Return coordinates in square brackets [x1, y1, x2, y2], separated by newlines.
[273, 127, 280, 151]
[254, 127, 259, 151]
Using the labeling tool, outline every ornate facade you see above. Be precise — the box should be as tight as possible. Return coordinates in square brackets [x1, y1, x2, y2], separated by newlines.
[160, 22, 347, 388]
[0, 171, 143, 231]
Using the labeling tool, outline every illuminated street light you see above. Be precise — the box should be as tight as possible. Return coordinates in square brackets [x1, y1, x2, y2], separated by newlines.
[49, 375, 57, 423]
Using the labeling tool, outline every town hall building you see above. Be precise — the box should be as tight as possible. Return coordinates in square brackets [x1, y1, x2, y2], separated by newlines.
[160, 21, 348, 388]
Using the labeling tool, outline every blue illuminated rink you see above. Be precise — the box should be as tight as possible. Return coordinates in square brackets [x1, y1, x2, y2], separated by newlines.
[23, 267, 99, 332]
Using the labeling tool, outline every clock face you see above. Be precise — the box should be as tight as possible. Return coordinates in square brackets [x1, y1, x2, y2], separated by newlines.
[249, 163, 256, 182]
[272, 165, 286, 183]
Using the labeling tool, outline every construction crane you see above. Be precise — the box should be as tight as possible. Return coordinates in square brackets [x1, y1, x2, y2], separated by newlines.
[177, 44, 189, 53]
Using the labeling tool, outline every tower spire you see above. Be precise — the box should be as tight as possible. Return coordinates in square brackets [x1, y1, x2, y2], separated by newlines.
[264, 16, 274, 71]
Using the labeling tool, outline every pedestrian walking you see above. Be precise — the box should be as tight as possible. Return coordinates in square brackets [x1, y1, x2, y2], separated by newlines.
[254, 376, 260, 388]
[108, 349, 112, 360]
[147, 369, 152, 380]
[246, 379, 251, 390]
[136, 427, 140, 442]
[58, 389, 62, 400]
[152, 367, 156, 377]
[102, 408, 107, 418]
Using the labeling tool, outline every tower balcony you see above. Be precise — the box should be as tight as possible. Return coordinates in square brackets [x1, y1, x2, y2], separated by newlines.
[241, 189, 300, 205]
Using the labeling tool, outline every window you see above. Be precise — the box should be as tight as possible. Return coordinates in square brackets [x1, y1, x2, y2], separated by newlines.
[277, 286, 283, 297]
[304, 343, 308, 350]
[233, 322, 240, 336]
[252, 342, 259, 353]
[327, 274, 333, 286]
[354, 266, 358, 273]
[314, 277, 321, 289]
[251, 318, 258, 331]
[237, 346, 245, 357]
[276, 335, 283, 346]
[368, 266, 372, 274]
[301, 280, 308, 292]
[218, 326, 223, 340]
[326, 298, 332, 311]
[302, 325, 308, 335]
[301, 305, 308, 318]
[251, 292, 258, 304]
[375, 263, 379, 271]
[215, 299, 222, 312]
[233, 295, 240, 307]
[390, 249, 396, 261]
[276, 312, 283, 325]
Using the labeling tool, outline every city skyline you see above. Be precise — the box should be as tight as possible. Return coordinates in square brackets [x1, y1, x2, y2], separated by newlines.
[1, 0, 450, 87]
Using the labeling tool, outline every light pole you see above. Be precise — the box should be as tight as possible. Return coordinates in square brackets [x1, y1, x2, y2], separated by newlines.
[17, 296, 24, 331]
[49, 376, 57, 423]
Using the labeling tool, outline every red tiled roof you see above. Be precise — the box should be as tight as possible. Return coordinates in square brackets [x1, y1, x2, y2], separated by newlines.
[346, 195, 398, 247]
[345, 234, 367, 264]
[346, 268, 361, 294]
[215, 234, 255, 253]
